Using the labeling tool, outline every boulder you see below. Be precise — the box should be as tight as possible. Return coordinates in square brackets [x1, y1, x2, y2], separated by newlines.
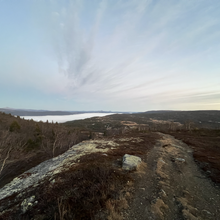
[122, 154, 142, 171]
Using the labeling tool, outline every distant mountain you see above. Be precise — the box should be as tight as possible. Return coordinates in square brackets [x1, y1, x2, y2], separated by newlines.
[143, 110, 174, 114]
[0, 108, 72, 116]
[0, 108, 129, 116]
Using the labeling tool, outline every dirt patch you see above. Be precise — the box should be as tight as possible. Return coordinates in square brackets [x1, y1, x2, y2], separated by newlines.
[121, 121, 138, 126]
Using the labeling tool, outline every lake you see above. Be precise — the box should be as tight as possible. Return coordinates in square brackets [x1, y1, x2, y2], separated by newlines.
[22, 113, 115, 123]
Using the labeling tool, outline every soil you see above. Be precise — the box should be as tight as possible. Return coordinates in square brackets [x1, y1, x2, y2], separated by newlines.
[125, 133, 220, 220]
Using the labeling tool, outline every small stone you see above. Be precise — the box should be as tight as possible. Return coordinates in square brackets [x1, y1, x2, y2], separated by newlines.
[202, 210, 212, 216]
[175, 158, 185, 162]
[161, 189, 166, 196]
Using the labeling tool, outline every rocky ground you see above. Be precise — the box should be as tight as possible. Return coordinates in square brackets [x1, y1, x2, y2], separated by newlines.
[126, 133, 220, 220]
[0, 132, 220, 219]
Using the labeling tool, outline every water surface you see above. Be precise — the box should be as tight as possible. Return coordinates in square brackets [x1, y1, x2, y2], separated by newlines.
[22, 113, 114, 123]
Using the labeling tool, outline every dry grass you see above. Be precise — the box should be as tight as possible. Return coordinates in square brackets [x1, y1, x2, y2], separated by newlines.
[106, 196, 129, 220]
[136, 162, 147, 176]
[168, 129, 220, 184]
[0, 159, 132, 219]
[0, 132, 159, 219]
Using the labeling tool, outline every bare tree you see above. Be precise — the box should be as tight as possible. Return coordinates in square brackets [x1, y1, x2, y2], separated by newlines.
[0, 131, 26, 177]
[0, 131, 12, 176]
[52, 129, 64, 157]
[40, 124, 80, 157]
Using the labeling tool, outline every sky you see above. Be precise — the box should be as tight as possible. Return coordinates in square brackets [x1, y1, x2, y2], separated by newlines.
[0, 0, 220, 112]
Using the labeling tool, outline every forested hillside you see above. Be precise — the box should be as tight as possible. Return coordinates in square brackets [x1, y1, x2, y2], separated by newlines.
[0, 112, 86, 188]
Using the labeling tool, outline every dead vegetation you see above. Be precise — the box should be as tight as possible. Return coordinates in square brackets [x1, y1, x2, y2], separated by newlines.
[1, 110, 220, 219]
[38, 162, 131, 220]
[0, 129, 158, 220]
[1, 162, 130, 219]
[0, 112, 88, 188]
[167, 129, 220, 184]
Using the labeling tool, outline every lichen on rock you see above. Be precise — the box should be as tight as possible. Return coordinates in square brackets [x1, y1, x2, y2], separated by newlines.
[122, 154, 142, 171]
[21, 195, 37, 213]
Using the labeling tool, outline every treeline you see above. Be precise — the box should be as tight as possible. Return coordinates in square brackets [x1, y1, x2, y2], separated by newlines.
[0, 112, 88, 188]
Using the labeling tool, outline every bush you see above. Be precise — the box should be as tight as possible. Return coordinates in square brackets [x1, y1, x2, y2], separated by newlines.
[9, 121, 21, 132]
[25, 138, 40, 152]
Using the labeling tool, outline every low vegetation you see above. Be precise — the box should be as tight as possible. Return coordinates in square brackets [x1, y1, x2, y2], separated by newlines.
[1, 110, 220, 219]
[1, 159, 132, 219]
[167, 129, 220, 184]
[64, 110, 220, 132]
[0, 128, 158, 219]
[0, 112, 87, 188]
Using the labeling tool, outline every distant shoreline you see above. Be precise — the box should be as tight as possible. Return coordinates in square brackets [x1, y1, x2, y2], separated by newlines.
[21, 113, 116, 123]
[0, 108, 130, 116]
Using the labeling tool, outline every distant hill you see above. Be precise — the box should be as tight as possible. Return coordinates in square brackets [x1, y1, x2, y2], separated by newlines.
[139, 110, 220, 128]
[0, 108, 128, 116]
[64, 110, 220, 131]
[0, 108, 74, 116]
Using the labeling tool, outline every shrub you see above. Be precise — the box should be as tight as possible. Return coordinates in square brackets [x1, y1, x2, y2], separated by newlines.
[9, 121, 21, 132]
[40, 162, 131, 219]
[25, 138, 40, 152]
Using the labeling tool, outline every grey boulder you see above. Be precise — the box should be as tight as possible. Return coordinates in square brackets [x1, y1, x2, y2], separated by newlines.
[122, 154, 142, 171]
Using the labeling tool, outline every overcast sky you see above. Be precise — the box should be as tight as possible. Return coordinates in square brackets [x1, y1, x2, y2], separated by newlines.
[1, 0, 220, 111]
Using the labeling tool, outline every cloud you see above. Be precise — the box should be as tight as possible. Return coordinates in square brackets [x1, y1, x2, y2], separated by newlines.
[28, 0, 220, 110]
[43, 0, 108, 87]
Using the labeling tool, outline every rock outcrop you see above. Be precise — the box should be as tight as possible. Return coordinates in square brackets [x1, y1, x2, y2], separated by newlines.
[0, 139, 121, 218]
[0, 136, 146, 219]
[0, 140, 113, 202]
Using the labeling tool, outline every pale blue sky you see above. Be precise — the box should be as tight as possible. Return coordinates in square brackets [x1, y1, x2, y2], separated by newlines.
[1, 0, 220, 111]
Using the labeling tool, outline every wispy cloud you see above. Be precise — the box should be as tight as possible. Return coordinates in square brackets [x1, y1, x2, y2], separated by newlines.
[1, 0, 220, 110]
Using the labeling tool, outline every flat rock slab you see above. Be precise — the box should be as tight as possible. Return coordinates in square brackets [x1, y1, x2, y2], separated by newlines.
[0, 140, 110, 201]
